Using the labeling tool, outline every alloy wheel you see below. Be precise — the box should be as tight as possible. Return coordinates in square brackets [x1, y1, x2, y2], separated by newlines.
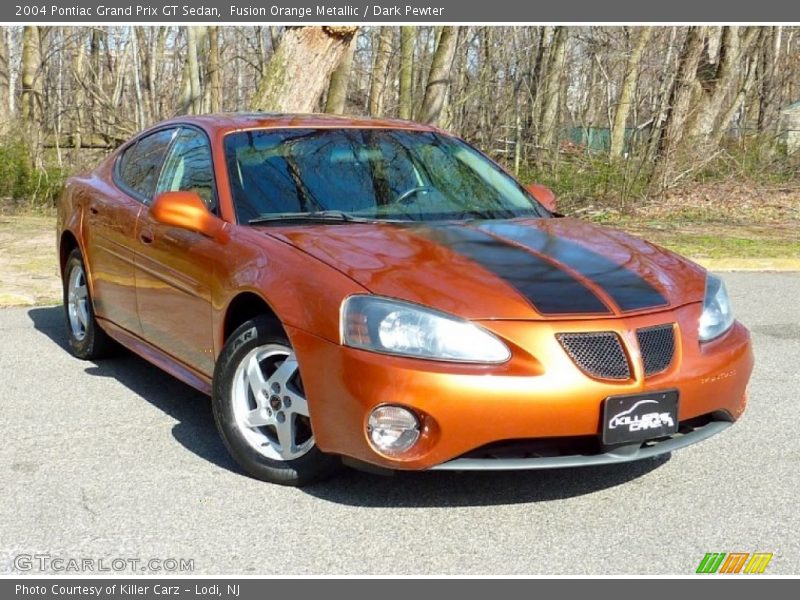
[230, 344, 315, 461]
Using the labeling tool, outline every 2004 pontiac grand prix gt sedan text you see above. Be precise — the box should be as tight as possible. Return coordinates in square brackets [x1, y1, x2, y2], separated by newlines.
[57, 113, 754, 485]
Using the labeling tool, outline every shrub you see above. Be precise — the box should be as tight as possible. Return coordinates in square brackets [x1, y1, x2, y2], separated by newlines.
[0, 141, 67, 211]
[517, 133, 797, 215]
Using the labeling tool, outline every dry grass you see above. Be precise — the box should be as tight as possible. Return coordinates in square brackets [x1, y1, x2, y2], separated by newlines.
[0, 215, 61, 306]
[594, 181, 800, 269]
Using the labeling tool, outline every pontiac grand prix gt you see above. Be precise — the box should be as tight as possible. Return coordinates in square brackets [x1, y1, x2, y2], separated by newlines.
[57, 113, 754, 485]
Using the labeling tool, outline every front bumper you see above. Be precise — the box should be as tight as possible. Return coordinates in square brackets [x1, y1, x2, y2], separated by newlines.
[288, 302, 753, 471]
[431, 416, 731, 470]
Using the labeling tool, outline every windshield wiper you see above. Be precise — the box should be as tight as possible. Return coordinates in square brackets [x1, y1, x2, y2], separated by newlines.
[249, 210, 372, 225]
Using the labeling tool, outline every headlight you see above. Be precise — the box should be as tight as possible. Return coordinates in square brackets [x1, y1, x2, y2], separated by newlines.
[698, 274, 734, 342]
[341, 295, 511, 363]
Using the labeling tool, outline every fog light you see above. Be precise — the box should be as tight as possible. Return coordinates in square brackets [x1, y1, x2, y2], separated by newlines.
[367, 405, 420, 455]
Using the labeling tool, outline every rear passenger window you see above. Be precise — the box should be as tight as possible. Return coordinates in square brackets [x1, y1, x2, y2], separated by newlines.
[116, 129, 177, 201]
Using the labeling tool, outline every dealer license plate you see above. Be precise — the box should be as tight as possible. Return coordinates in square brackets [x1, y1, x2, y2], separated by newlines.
[602, 390, 679, 445]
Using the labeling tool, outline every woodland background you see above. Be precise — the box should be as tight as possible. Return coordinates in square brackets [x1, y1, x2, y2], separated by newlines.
[0, 25, 798, 215]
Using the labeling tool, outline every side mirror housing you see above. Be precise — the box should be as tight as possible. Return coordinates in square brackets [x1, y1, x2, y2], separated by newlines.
[526, 183, 558, 213]
[150, 191, 227, 241]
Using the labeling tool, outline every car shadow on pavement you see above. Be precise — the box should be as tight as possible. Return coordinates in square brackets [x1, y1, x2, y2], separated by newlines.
[28, 305, 239, 474]
[302, 457, 668, 507]
[29, 305, 669, 507]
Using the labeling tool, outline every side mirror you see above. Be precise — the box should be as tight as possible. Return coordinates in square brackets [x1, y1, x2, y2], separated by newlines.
[526, 183, 558, 213]
[150, 191, 227, 242]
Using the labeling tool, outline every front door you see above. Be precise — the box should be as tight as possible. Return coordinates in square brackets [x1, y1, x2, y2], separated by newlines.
[134, 127, 219, 376]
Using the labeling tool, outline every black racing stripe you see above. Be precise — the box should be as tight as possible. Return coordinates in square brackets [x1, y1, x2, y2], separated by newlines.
[479, 222, 668, 312]
[416, 225, 611, 315]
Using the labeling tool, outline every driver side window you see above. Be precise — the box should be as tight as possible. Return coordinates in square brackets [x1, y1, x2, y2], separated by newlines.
[156, 127, 217, 213]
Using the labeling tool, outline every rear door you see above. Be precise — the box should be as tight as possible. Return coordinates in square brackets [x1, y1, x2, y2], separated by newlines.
[84, 128, 176, 334]
[134, 126, 219, 376]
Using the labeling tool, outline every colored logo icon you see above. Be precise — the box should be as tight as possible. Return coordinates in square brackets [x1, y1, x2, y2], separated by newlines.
[696, 552, 773, 574]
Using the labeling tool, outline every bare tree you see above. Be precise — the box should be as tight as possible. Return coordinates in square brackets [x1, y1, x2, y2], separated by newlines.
[20, 26, 42, 129]
[398, 27, 415, 120]
[651, 27, 708, 187]
[419, 26, 459, 125]
[206, 26, 222, 113]
[538, 26, 568, 151]
[368, 27, 394, 116]
[251, 26, 358, 113]
[0, 27, 12, 124]
[325, 36, 356, 114]
[179, 26, 203, 114]
[687, 27, 759, 142]
[609, 27, 652, 158]
[2, 24, 800, 205]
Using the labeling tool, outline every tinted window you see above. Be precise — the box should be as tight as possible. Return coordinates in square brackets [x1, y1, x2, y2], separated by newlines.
[117, 129, 177, 201]
[156, 128, 217, 211]
[223, 128, 547, 224]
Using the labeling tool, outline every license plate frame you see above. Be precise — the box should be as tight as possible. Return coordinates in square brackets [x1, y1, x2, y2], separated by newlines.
[602, 389, 679, 445]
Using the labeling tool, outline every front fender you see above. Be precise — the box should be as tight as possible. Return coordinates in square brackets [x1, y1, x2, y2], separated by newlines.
[211, 227, 368, 356]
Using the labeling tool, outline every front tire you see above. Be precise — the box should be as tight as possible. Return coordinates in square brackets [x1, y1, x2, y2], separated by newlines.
[212, 316, 340, 486]
[63, 248, 114, 360]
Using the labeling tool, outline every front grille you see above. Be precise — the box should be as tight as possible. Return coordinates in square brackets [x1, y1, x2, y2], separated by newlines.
[556, 332, 630, 380]
[637, 324, 676, 376]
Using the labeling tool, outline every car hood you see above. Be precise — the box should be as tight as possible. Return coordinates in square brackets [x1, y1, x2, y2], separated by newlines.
[263, 218, 707, 320]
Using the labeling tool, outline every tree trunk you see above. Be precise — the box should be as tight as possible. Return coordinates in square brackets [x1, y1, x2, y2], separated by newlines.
[539, 26, 568, 151]
[207, 26, 222, 113]
[21, 26, 42, 129]
[530, 26, 554, 137]
[130, 29, 146, 130]
[325, 36, 356, 114]
[650, 26, 707, 188]
[368, 27, 394, 116]
[609, 27, 652, 158]
[250, 26, 359, 113]
[419, 26, 459, 125]
[712, 49, 759, 148]
[646, 26, 678, 163]
[398, 27, 415, 119]
[0, 27, 11, 123]
[179, 27, 204, 115]
[133, 28, 153, 126]
[186, 27, 203, 114]
[151, 28, 167, 120]
[687, 27, 758, 142]
[757, 27, 781, 133]
[68, 27, 88, 147]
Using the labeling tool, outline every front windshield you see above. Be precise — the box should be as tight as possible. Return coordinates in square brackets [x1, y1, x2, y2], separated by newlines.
[223, 128, 549, 223]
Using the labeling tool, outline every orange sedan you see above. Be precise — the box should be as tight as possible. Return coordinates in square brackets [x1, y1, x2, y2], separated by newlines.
[57, 113, 754, 485]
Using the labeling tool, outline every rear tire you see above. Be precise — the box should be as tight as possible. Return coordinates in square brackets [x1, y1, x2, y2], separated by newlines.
[212, 316, 340, 486]
[62, 248, 115, 360]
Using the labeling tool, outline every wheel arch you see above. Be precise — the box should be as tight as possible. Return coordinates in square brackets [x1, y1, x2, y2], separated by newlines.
[59, 229, 81, 276]
[220, 291, 285, 347]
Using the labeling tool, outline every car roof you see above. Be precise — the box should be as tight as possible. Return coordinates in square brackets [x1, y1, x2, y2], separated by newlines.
[155, 112, 444, 135]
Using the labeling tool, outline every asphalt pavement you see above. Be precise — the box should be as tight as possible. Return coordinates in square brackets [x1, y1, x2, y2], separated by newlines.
[1, 272, 798, 575]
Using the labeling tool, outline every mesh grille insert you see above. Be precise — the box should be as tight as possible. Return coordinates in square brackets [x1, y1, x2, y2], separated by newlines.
[637, 324, 676, 376]
[556, 332, 630, 380]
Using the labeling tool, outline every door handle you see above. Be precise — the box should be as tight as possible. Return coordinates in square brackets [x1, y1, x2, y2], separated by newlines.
[139, 230, 154, 245]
